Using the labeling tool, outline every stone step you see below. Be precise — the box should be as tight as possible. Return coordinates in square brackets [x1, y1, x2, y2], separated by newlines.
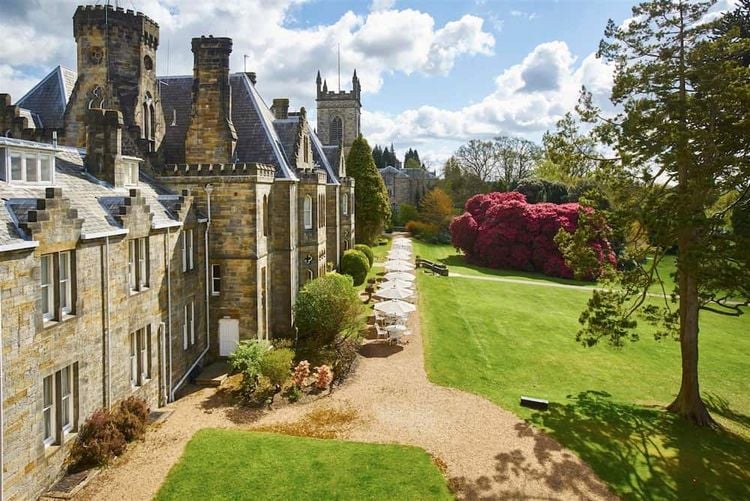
[194, 361, 230, 387]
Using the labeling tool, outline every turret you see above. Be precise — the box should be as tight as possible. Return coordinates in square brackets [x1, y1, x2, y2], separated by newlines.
[316, 70, 322, 97]
[63, 4, 163, 154]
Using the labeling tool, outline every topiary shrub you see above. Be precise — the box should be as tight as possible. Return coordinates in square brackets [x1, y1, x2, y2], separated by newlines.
[341, 249, 369, 286]
[115, 397, 149, 442]
[69, 409, 126, 472]
[294, 273, 365, 346]
[260, 348, 294, 388]
[353, 244, 374, 267]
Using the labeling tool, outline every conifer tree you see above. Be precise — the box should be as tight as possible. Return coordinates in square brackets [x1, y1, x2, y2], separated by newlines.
[347, 135, 392, 245]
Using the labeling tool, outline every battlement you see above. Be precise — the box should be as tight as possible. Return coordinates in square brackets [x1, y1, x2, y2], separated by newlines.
[160, 163, 276, 180]
[317, 90, 360, 102]
[74, 4, 159, 48]
[297, 169, 327, 184]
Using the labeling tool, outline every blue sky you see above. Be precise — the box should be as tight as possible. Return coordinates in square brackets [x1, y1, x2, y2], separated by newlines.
[0, 0, 695, 167]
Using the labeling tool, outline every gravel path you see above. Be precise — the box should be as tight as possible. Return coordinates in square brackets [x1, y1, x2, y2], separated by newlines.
[77, 237, 614, 500]
[252, 303, 614, 500]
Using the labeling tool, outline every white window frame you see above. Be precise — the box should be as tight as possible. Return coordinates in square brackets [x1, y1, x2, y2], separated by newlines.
[342, 193, 349, 216]
[129, 332, 138, 387]
[42, 375, 55, 446]
[59, 251, 72, 315]
[181, 231, 187, 272]
[60, 366, 73, 433]
[303, 195, 313, 230]
[124, 161, 139, 186]
[41, 254, 54, 321]
[138, 238, 148, 288]
[211, 265, 221, 296]
[190, 301, 195, 346]
[139, 327, 149, 382]
[183, 305, 189, 350]
[187, 230, 194, 271]
[6, 148, 54, 184]
[128, 240, 137, 291]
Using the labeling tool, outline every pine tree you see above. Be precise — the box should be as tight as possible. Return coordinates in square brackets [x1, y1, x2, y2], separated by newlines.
[347, 135, 392, 245]
[372, 145, 384, 170]
[568, 0, 750, 426]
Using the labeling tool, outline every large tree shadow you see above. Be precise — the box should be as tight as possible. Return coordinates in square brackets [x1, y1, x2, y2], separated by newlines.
[525, 391, 750, 500]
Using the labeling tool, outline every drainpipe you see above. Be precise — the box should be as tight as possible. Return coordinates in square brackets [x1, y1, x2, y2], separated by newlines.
[1, 283, 4, 501]
[166, 227, 173, 401]
[169, 185, 212, 401]
[160, 322, 167, 406]
[105, 236, 112, 408]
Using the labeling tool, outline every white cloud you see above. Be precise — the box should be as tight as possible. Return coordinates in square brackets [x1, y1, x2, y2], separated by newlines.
[0, 0, 494, 111]
[370, 0, 396, 11]
[510, 10, 537, 21]
[363, 42, 614, 167]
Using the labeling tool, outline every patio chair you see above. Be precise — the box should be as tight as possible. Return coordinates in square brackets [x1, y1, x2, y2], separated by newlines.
[375, 323, 389, 341]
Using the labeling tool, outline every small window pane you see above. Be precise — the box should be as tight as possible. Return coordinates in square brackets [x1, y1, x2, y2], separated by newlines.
[26, 154, 38, 182]
[43, 375, 54, 443]
[41, 255, 54, 318]
[129, 241, 137, 290]
[40, 155, 52, 182]
[10, 152, 23, 181]
[61, 366, 71, 429]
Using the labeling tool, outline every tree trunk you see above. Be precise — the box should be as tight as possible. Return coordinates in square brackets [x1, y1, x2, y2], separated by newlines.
[667, 253, 716, 427]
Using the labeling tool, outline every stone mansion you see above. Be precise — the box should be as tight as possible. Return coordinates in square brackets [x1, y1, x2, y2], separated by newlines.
[0, 4, 361, 499]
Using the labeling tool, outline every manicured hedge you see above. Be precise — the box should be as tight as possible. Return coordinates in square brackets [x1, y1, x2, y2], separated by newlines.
[353, 244, 374, 267]
[341, 249, 370, 285]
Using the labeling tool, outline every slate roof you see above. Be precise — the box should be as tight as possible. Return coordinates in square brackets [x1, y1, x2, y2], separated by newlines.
[380, 165, 408, 177]
[0, 137, 184, 251]
[15, 66, 76, 129]
[310, 131, 340, 185]
[403, 167, 437, 179]
[272, 119, 300, 167]
[321, 145, 342, 176]
[158, 73, 297, 180]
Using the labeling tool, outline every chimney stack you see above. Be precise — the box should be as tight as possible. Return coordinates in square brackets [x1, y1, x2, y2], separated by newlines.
[184, 36, 237, 164]
[271, 98, 290, 120]
[84, 108, 126, 186]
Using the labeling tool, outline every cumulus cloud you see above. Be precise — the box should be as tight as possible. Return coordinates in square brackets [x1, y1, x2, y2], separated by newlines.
[363, 42, 614, 167]
[0, 0, 493, 108]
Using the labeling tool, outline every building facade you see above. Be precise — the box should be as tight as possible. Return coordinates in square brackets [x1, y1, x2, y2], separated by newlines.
[0, 4, 356, 499]
[379, 165, 438, 211]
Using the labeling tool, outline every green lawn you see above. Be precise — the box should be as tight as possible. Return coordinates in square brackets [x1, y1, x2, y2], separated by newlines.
[415, 241, 750, 500]
[156, 430, 452, 501]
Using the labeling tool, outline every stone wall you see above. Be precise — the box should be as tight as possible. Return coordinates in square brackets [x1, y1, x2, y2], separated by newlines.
[325, 184, 341, 269]
[297, 171, 327, 287]
[0, 187, 206, 500]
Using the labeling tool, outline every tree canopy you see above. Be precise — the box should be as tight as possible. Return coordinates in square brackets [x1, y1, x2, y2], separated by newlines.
[562, 0, 750, 426]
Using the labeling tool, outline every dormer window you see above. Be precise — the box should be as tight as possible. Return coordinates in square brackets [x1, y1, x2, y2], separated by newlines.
[123, 160, 139, 186]
[6, 149, 54, 184]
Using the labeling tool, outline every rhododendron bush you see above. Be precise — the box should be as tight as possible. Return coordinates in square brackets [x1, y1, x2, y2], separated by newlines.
[450, 192, 616, 280]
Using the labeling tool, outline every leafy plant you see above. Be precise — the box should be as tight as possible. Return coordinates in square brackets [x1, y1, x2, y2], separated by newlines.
[260, 348, 294, 388]
[68, 409, 126, 472]
[313, 365, 333, 390]
[293, 360, 311, 387]
[347, 135, 391, 245]
[294, 273, 365, 345]
[114, 397, 149, 442]
[228, 340, 270, 390]
[341, 250, 370, 285]
[353, 244, 374, 267]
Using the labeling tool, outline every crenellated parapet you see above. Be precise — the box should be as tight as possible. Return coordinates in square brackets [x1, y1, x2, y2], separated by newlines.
[73, 4, 159, 48]
[159, 163, 276, 180]
[297, 169, 327, 185]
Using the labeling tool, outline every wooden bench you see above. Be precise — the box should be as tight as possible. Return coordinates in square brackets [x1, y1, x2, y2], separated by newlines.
[415, 257, 449, 276]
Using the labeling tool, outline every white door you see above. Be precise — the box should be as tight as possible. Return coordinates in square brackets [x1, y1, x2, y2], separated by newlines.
[219, 318, 239, 356]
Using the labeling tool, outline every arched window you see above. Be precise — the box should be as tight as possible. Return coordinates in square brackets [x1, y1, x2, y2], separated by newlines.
[303, 195, 313, 229]
[330, 116, 342, 145]
[342, 193, 349, 216]
[142, 93, 155, 151]
[303, 136, 309, 163]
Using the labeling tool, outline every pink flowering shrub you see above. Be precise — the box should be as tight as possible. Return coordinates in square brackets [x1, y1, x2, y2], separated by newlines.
[293, 360, 311, 387]
[312, 365, 333, 390]
[450, 192, 616, 280]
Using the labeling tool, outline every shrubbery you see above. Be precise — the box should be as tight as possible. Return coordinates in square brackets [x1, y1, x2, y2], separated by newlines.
[341, 249, 370, 285]
[450, 191, 616, 280]
[69, 397, 150, 472]
[228, 339, 270, 391]
[294, 273, 365, 346]
[353, 244, 374, 267]
[260, 348, 294, 388]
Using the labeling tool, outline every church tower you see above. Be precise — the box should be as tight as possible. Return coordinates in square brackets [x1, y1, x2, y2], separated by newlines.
[316, 69, 361, 157]
[63, 4, 163, 157]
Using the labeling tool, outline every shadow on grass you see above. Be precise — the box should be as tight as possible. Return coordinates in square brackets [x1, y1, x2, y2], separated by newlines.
[523, 391, 750, 500]
[437, 254, 593, 288]
[705, 393, 750, 432]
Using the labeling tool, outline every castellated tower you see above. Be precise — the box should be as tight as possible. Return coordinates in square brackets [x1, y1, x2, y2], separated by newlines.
[316, 70, 361, 157]
[184, 36, 237, 164]
[63, 4, 163, 156]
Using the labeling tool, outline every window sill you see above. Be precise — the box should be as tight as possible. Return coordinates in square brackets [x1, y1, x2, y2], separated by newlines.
[43, 314, 77, 329]
[44, 443, 61, 458]
[129, 287, 150, 296]
[211, 292, 221, 297]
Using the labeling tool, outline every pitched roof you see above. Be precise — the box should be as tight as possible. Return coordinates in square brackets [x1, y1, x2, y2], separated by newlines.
[310, 131, 340, 185]
[380, 165, 408, 177]
[0, 138, 185, 251]
[15, 66, 76, 129]
[158, 73, 297, 180]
